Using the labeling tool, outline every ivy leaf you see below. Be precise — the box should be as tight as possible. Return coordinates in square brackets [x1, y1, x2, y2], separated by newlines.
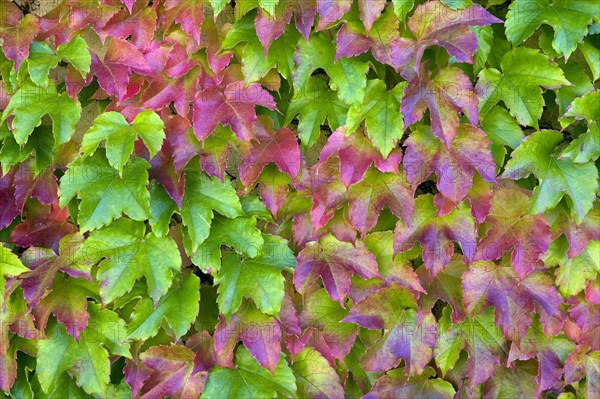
[295, 234, 380, 306]
[343, 284, 437, 375]
[347, 168, 414, 237]
[416, 257, 465, 323]
[194, 215, 264, 273]
[291, 347, 345, 399]
[239, 117, 301, 186]
[293, 32, 368, 105]
[505, 0, 600, 58]
[10, 203, 73, 252]
[390, 1, 501, 79]
[90, 38, 151, 102]
[18, 233, 89, 310]
[0, 6, 40, 70]
[402, 67, 479, 148]
[193, 80, 276, 141]
[475, 184, 551, 278]
[336, 7, 400, 66]
[2, 81, 81, 146]
[364, 367, 455, 399]
[59, 150, 151, 232]
[285, 75, 348, 148]
[27, 37, 90, 86]
[502, 130, 599, 223]
[476, 48, 570, 128]
[180, 169, 244, 253]
[81, 111, 165, 175]
[463, 260, 563, 341]
[299, 288, 358, 362]
[79, 218, 181, 305]
[214, 301, 283, 373]
[556, 240, 599, 297]
[346, 80, 406, 158]
[33, 274, 95, 342]
[403, 125, 496, 204]
[507, 316, 575, 396]
[562, 91, 600, 163]
[316, 0, 352, 30]
[365, 231, 426, 294]
[435, 306, 507, 387]
[163, 0, 205, 44]
[215, 234, 294, 318]
[394, 194, 476, 279]
[0, 243, 28, 301]
[125, 274, 199, 341]
[37, 305, 130, 397]
[137, 345, 207, 399]
[320, 127, 402, 188]
[204, 346, 296, 399]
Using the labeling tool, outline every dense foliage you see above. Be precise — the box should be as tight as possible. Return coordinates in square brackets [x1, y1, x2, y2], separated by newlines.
[0, 0, 599, 397]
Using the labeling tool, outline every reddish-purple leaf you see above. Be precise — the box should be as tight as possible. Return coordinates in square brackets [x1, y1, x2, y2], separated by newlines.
[99, 7, 157, 49]
[9, 203, 74, 251]
[343, 284, 437, 375]
[163, 0, 204, 44]
[214, 302, 282, 373]
[294, 234, 380, 306]
[463, 260, 564, 341]
[193, 80, 276, 141]
[347, 168, 414, 236]
[239, 117, 301, 186]
[0, 4, 40, 70]
[390, 1, 501, 79]
[336, 7, 398, 65]
[402, 66, 479, 148]
[394, 194, 476, 280]
[320, 127, 402, 188]
[357, 0, 386, 34]
[475, 184, 552, 279]
[0, 168, 19, 229]
[137, 345, 207, 399]
[317, 0, 352, 31]
[299, 288, 358, 362]
[403, 124, 496, 205]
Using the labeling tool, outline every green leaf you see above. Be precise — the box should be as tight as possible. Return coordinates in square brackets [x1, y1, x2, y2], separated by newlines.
[284, 75, 348, 148]
[181, 169, 244, 253]
[1, 81, 81, 146]
[215, 234, 294, 317]
[291, 347, 345, 399]
[476, 48, 570, 128]
[503, 130, 599, 223]
[293, 32, 368, 105]
[203, 346, 296, 399]
[81, 111, 165, 175]
[0, 243, 28, 299]
[562, 91, 600, 163]
[556, 240, 599, 297]
[59, 150, 151, 231]
[148, 183, 177, 237]
[78, 218, 181, 305]
[435, 307, 507, 386]
[27, 37, 90, 86]
[505, 0, 600, 58]
[346, 80, 406, 158]
[125, 273, 199, 341]
[37, 305, 130, 397]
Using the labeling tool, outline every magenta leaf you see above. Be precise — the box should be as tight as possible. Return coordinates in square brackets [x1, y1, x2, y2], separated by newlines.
[294, 234, 380, 306]
[403, 125, 496, 204]
[402, 66, 479, 147]
[463, 260, 564, 341]
[394, 194, 476, 279]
